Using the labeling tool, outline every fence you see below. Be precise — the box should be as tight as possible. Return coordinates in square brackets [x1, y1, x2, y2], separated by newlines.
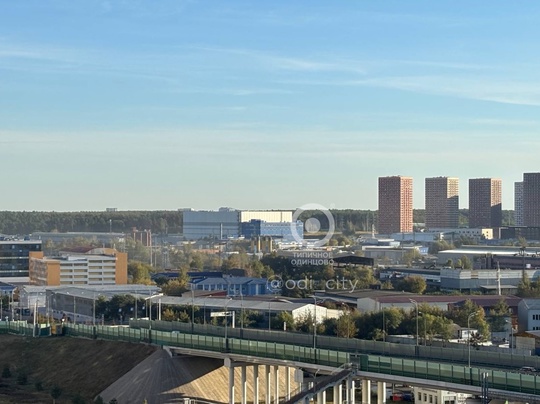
[128, 319, 540, 370]
[1, 322, 539, 398]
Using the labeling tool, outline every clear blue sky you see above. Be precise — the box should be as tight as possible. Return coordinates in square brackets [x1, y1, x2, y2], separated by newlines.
[2, 1, 540, 211]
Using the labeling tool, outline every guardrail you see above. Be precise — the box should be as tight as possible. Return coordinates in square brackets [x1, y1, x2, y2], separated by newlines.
[2, 322, 539, 398]
[61, 324, 540, 398]
[128, 319, 538, 370]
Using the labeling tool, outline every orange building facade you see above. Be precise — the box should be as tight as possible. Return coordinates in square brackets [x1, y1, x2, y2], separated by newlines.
[29, 248, 127, 286]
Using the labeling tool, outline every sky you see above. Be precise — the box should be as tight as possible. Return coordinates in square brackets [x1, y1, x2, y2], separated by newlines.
[2, 1, 540, 212]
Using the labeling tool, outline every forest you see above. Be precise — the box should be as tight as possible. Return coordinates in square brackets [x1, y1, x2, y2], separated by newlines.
[0, 209, 515, 235]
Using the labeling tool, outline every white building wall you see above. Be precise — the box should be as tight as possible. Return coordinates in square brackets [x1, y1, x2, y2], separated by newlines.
[240, 211, 293, 223]
[413, 386, 471, 404]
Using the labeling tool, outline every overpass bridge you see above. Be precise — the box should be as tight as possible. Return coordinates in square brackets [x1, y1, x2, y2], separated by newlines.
[2, 321, 540, 404]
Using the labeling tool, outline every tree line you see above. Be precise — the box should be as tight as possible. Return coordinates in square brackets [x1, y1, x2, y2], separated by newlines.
[0, 211, 182, 235]
[83, 295, 509, 344]
[0, 209, 516, 236]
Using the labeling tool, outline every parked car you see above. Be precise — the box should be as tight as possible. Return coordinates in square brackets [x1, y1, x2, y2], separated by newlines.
[519, 366, 537, 373]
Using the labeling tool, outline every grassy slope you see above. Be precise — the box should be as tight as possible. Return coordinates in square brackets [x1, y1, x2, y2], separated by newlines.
[0, 334, 156, 403]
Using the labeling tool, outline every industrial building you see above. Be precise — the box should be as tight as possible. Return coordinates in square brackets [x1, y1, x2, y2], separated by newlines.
[189, 272, 269, 296]
[29, 232, 125, 244]
[241, 219, 303, 242]
[28, 247, 127, 286]
[182, 208, 295, 240]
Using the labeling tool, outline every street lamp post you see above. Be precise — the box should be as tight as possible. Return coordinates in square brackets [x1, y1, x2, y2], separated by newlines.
[468, 311, 479, 368]
[311, 296, 318, 349]
[422, 313, 427, 345]
[506, 318, 513, 356]
[191, 289, 195, 325]
[224, 297, 232, 351]
[268, 301, 271, 331]
[382, 307, 386, 342]
[409, 299, 419, 346]
[240, 292, 244, 329]
[92, 292, 105, 327]
[134, 291, 138, 321]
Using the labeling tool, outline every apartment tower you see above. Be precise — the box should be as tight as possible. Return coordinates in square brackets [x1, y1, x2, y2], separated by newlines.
[515, 182, 524, 226]
[378, 176, 413, 234]
[469, 178, 502, 228]
[425, 177, 459, 229]
[523, 173, 540, 226]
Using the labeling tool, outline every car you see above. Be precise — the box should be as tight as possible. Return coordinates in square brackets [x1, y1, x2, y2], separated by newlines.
[519, 366, 536, 373]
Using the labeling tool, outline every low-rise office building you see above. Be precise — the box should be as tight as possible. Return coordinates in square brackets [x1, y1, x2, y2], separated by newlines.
[190, 273, 269, 296]
[413, 386, 471, 404]
[29, 247, 127, 286]
[0, 239, 42, 278]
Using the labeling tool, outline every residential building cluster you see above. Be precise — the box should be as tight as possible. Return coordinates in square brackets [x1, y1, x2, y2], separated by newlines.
[378, 175, 505, 234]
[378, 173, 540, 237]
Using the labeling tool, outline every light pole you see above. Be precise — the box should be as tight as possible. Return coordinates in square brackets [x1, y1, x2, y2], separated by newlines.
[424, 314, 427, 345]
[191, 289, 195, 328]
[268, 300, 271, 331]
[92, 292, 105, 327]
[144, 293, 163, 323]
[33, 298, 38, 337]
[409, 299, 419, 346]
[310, 296, 318, 349]
[382, 308, 386, 342]
[65, 292, 77, 324]
[506, 318, 513, 356]
[240, 292, 244, 329]
[224, 297, 233, 350]
[468, 311, 478, 368]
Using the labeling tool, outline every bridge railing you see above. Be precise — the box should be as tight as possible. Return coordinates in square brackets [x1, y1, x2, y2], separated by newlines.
[129, 319, 540, 370]
[52, 324, 540, 397]
[356, 354, 540, 396]
[0, 321, 49, 336]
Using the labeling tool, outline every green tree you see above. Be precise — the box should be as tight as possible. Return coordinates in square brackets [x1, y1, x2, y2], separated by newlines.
[433, 315, 453, 342]
[161, 308, 176, 321]
[448, 300, 490, 342]
[398, 276, 426, 294]
[128, 261, 155, 285]
[274, 311, 295, 331]
[489, 299, 511, 332]
[161, 279, 188, 296]
[460, 255, 473, 270]
[336, 312, 358, 338]
[401, 249, 422, 267]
